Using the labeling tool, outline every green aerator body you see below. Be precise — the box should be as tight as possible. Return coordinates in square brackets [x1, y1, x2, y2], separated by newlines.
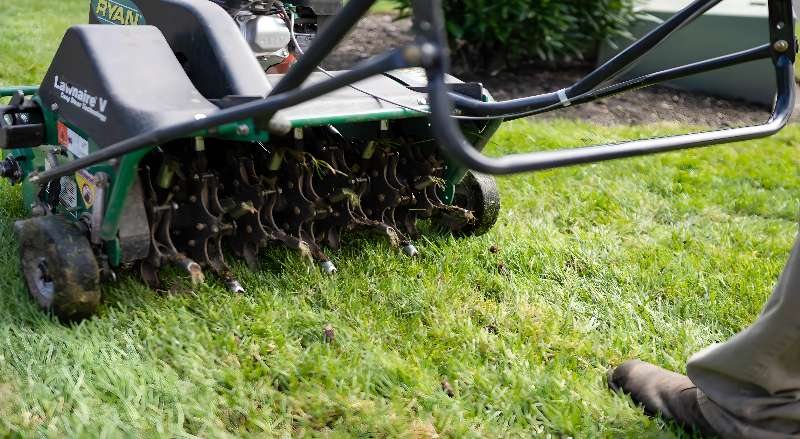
[0, 0, 501, 320]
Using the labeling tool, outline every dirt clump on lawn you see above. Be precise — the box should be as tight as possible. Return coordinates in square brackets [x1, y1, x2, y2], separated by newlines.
[324, 14, 772, 127]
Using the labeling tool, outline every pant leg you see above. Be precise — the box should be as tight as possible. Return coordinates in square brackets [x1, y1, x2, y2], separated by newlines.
[686, 233, 800, 439]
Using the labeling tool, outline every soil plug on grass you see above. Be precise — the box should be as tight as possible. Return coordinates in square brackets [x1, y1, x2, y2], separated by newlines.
[497, 262, 508, 275]
[441, 379, 455, 398]
[324, 324, 335, 344]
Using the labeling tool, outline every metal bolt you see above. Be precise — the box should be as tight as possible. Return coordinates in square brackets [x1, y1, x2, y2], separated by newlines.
[189, 195, 198, 203]
[246, 225, 253, 234]
[236, 124, 250, 136]
[420, 43, 439, 66]
[50, 103, 59, 112]
[293, 206, 301, 215]
[188, 240, 196, 247]
[195, 223, 206, 231]
[774, 40, 790, 52]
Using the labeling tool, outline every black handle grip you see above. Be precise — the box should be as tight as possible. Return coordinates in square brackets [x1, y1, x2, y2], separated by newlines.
[0, 91, 45, 149]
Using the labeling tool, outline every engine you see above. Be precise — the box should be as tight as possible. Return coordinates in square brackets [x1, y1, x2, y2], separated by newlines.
[210, 0, 341, 72]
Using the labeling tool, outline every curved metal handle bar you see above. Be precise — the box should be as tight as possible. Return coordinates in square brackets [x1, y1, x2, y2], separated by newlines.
[450, 43, 773, 121]
[414, 0, 797, 174]
[427, 56, 795, 175]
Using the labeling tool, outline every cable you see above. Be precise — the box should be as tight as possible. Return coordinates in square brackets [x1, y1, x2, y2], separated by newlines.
[277, 5, 620, 122]
[281, 5, 433, 115]
[243, 3, 734, 123]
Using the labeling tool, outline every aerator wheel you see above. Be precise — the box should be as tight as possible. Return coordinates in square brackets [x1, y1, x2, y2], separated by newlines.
[15, 215, 101, 321]
[442, 171, 501, 237]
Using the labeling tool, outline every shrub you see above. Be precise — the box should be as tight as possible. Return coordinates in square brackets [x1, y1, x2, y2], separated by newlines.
[394, 0, 638, 67]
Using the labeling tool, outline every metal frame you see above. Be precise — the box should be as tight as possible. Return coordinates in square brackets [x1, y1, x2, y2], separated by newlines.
[17, 0, 798, 182]
[419, 0, 797, 174]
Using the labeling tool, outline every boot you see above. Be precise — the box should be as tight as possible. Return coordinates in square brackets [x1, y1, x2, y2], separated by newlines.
[608, 360, 719, 437]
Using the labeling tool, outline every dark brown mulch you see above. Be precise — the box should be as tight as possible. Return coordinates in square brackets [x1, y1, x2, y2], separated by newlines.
[324, 14, 773, 127]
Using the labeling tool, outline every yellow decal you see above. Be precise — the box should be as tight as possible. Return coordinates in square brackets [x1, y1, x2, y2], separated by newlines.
[95, 0, 143, 26]
[75, 170, 97, 209]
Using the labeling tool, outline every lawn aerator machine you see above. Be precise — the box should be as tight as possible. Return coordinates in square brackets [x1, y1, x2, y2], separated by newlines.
[0, 0, 795, 320]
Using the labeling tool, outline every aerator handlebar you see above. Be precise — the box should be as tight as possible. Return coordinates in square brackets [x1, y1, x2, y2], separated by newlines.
[416, 0, 797, 175]
[26, 0, 798, 183]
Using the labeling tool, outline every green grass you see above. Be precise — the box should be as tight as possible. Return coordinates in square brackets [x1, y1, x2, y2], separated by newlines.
[2, 0, 799, 437]
[371, 0, 398, 14]
[796, 25, 800, 79]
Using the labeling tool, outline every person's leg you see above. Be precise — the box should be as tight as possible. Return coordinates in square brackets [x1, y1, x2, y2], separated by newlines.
[685, 232, 800, 438]
[610, 233, 800, 438]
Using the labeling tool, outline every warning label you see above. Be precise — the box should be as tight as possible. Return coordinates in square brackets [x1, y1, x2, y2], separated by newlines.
[76, 170, 97, 208]
[57, 122, 90, 158]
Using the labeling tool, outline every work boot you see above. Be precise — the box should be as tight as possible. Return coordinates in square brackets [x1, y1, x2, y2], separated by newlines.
[608, 360, 719, 437]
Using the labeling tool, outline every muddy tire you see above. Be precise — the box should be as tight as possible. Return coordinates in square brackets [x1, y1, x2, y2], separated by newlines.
[14, 215, 101, 321]
[439, 171, 501, 237]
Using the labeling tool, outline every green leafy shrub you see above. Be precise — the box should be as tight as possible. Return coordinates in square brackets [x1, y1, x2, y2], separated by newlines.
[394, 0, 638, 67]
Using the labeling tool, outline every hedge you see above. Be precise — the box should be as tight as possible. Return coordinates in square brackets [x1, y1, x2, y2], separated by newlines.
[394, 0, 638, 67]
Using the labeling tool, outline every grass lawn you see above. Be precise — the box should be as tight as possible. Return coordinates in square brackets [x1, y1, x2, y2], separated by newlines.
[2, 0, 799, 437]
[371, 0, 398, 14]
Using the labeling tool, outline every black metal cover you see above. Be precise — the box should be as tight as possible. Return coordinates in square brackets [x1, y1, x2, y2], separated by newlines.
[39, 25, 218, 147]
[89, 0, 272, 99]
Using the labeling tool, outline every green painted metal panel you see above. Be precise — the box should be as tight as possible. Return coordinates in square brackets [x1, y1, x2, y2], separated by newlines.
[100, 147, 153, 242]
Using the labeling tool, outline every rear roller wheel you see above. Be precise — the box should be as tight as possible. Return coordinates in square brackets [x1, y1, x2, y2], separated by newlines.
[15, 215, 101, 321]
[439, 171, 501, 236]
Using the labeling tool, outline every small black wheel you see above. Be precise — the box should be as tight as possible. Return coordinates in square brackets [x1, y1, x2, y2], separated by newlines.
[14, 215, 101, 321]
[439, 171, 501, 236]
